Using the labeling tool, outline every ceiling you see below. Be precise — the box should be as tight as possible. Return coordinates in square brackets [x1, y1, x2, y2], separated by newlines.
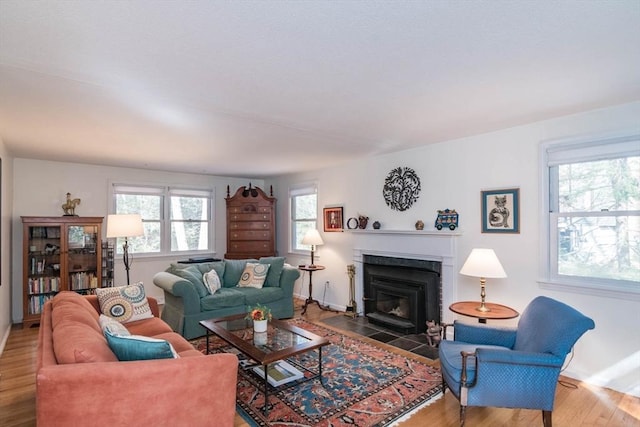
[1, 1, 639, 178]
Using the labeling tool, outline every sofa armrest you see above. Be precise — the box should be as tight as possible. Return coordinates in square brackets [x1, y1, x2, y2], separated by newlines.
[453, 320, 517, 348]
[279, 264, 301, 295]
[37, 353, 238, 427]
[153, 272, 201, 315]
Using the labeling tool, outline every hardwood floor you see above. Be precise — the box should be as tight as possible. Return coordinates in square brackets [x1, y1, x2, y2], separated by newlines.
[1, 302, 638, 427]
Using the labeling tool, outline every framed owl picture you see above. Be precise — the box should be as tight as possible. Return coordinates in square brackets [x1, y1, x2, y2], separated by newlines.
[481, 188, 520, 234]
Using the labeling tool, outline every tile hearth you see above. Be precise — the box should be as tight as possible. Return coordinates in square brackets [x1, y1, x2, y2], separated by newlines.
[321, 314, 439, 360]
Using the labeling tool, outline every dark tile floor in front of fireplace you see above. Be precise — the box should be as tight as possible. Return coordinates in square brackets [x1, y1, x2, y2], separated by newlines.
[321, 315, 439, 360]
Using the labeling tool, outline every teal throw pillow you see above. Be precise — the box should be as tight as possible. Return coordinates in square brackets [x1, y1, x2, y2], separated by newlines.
[105, 330, 178, 361]
[169, 265, 209, 298]
[259, 257, 285, 287]
[223, 259, 255, 287]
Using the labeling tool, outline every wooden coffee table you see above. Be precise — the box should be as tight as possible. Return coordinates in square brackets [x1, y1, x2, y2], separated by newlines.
[200, 314, 330, 415]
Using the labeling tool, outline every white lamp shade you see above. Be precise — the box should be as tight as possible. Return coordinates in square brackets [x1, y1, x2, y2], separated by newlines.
[460, 248, 507, 278]
[302, 229, 324, 246]
[106, 214, 144, 238]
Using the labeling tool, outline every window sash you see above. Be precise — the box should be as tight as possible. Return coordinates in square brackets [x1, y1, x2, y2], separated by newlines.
[290, 184, 317, 253]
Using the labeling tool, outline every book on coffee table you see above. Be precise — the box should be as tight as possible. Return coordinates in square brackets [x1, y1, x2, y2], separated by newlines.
[252, 360, 304, 387]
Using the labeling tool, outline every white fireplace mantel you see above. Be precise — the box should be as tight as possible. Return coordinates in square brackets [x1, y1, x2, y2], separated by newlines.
[352, 229, 461, 323]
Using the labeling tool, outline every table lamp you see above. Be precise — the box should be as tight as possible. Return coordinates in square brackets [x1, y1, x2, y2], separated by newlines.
[459, 248, 507, 312]
[301, 229, 324, 268]
[106, 214, 144, 286]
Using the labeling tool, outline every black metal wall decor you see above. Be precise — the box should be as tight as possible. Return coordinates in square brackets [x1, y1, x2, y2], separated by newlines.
[382, 166, 421, 211]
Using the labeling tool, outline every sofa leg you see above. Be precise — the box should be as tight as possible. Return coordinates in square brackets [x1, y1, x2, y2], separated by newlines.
[460, 405, 466, 427]
[542, 410, 552, 427]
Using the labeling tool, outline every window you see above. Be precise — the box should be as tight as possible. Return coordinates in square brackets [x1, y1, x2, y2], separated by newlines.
[112, 184, 213, 255]
[540, 134, 640, 297]
[290, 184, 317, 253]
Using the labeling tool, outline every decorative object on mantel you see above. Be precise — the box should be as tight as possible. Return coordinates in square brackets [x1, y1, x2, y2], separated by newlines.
[481, 188, 520, 234]
[61, 193, 81, 216]
[372, 221, 381, 229]
[382, 166, 421, 211]
[358, 215, 369, 229]
[459, 248, 507, 312]
[345, 264, 357, 318]
[435, 209, 459, 230]
[415, 220, 424, 230]
[346, 217, 359, 229]
[323, 206, 344, 232]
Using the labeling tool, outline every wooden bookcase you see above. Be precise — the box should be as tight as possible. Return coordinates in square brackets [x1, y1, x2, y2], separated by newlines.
[22, 216, 105, 327]
[224, 185, 277, 260]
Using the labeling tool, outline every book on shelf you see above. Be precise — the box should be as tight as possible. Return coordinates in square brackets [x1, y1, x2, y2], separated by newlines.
[252, 361, 304, 387]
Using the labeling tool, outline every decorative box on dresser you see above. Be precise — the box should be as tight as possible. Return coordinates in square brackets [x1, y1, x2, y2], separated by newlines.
[225, 185, 277, 259]
[22, 216, 106, 327]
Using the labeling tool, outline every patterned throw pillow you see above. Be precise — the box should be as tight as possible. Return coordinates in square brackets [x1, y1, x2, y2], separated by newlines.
[95, 282, 153, 324]
[202, 269, 222, 294]
[104, 330, 178, 361]
[99, 314, 131, 337]
[237, 263, 270, 289]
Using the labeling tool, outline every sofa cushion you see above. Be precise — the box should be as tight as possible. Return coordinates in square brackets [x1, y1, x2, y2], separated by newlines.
[53, 320, 118, 364]
[236, 286, 285, 305]
[259, 257, 286, 287]
[125, 316, 174, 336]
[95, 282, 153, 324]
[200, 288, 247, 311]
[105, 330, 178, 361]
[51, 292, 102, 334]
[237, 262, 270, 289]
[203, 269, 222, 294]
[167, 265, 209, 298]
[152, 331, 198, 353]
[222, 259, 255, 288]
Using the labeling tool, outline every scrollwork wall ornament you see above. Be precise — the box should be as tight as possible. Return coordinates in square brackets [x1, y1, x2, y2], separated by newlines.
[382, 167, 421, 211]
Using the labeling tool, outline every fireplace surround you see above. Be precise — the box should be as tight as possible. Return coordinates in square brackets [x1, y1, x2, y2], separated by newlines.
[352, 229, 460, 328]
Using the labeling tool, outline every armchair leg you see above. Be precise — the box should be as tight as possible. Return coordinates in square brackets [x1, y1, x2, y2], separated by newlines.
[460, 405, 466, 427]
[542, 410, 552, 427]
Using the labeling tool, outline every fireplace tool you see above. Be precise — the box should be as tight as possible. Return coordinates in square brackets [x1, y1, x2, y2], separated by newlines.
[345, 264, 358, 318]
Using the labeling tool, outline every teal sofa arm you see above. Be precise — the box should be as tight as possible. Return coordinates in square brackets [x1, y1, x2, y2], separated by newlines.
[279, 264, 300, 294]
[152, 272, 201, 316]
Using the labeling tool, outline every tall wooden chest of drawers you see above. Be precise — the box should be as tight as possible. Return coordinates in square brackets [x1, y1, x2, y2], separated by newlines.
[225, 185, 277, 259]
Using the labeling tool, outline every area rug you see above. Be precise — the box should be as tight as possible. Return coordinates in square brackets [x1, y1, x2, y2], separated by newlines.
[190, 318, 442, 427]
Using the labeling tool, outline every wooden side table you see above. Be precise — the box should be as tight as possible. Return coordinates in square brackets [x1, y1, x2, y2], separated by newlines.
[298, 265, 330, 315]
[449, 301, 519, 324]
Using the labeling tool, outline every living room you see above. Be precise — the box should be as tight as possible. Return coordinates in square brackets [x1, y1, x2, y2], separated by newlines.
[0, 1, 639, 425]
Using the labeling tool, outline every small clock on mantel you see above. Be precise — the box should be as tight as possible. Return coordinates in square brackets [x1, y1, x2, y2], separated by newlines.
[382, 167, 421, 212]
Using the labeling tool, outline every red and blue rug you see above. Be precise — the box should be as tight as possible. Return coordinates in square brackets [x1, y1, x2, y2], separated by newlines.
[191, 318, 442, 427]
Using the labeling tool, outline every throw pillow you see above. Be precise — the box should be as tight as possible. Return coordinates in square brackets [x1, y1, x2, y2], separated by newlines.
[99, 314, 131, 337]
[237, 263, 270, 289]
[167, 265, 210, 298]
[259, 256, 285, 287]
[202, 269, 222, 294]
[95, 282, 153, 324]
[104, 330, 178, 361]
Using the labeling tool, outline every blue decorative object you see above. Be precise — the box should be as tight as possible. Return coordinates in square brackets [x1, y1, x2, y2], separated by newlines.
[434, 209, 458, 230]
[439, 296, 594, 426]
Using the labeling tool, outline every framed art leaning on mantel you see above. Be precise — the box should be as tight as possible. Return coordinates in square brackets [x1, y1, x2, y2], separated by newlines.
[323, 207, 343, 232]
[481, 188, 520, 234]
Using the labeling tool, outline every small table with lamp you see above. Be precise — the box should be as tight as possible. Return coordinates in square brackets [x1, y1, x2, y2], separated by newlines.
[449, 301, 519, 324]
[298, 264, 330, 315]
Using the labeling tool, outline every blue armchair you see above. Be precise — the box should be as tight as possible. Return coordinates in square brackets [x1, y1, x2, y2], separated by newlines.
[439, 296, 595, 427]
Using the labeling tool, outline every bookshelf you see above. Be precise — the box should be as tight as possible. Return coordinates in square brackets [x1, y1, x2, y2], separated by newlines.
[21, 216, 107, 327]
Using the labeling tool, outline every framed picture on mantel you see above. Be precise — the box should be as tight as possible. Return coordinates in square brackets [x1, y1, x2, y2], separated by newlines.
[323, 207, 344, 232]
[481, 188, 520, 234]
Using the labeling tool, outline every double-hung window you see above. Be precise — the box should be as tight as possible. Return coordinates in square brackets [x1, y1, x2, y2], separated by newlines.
[112, 184, 213, 256]
[290, 184, 318, 253]
[540, 134, 640, 297]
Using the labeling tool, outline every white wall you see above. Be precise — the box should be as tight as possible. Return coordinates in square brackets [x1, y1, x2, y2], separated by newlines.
[0, 138, 14, 354]
[266, 101, 640, 396]
[11, 158, 263, 321]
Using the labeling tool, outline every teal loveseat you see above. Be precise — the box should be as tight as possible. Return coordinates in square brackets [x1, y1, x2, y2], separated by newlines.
[153, 258, 300, 339]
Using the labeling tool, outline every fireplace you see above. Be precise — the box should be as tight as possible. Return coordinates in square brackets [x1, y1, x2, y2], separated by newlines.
[363, 255, 441, 334]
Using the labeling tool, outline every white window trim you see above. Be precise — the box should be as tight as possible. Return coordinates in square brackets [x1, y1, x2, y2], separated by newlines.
[538, 133, 640, 301]
[109, 182, 215, 258]
[289, 182, 318, 256]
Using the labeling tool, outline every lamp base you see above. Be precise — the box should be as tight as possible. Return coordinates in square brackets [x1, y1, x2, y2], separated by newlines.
[475, 304, 491, 313]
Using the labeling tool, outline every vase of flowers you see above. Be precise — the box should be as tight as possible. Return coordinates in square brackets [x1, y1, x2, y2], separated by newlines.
[246, 304, 272, 333]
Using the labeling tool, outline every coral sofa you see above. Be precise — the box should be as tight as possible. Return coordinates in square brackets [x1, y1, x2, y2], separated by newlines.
[153, 257, 300, 339]
[36, 291, 238, 427]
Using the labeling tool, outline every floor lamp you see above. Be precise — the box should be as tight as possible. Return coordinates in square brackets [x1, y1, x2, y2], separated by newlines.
[106, 214, 144, 286]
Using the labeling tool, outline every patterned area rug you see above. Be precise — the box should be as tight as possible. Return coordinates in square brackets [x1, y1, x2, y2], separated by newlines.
[190, 318, 442, 427]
